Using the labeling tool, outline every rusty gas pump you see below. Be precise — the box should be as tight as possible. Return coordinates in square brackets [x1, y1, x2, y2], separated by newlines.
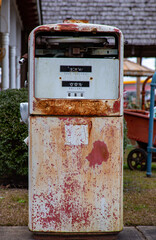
[28, 20, 123, 239]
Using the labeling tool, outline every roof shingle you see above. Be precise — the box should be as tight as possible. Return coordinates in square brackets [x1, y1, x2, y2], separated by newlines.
[41, 0, 156, 57]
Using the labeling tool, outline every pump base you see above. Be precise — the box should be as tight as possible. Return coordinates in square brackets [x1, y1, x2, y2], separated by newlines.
[33, 232, 120, 240]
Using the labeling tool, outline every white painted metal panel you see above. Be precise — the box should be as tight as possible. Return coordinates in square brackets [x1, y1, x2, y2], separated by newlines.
[29, 116, 123, 233]
[35, 58, 119, 99]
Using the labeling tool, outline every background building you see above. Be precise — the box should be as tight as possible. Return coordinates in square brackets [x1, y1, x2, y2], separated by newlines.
[0, 0, 156, 92]
[0, 0, 42, 90]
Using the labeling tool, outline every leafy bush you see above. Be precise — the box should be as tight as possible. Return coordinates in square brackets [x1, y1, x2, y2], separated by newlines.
[0, 89, 28, 180]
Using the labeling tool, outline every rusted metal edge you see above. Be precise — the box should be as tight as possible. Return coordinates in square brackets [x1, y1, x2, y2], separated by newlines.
[124, 109, 149, 119]
[33, 230, 121, 235]
[141, 75, 153, 110]
[32, 23, 122, 35]
[32, 98, 121, 116]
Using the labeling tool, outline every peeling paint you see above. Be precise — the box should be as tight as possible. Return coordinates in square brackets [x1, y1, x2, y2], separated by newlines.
[29, 116, 123, 233]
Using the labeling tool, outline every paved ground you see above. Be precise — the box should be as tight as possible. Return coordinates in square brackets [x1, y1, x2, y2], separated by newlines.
[0, 226, 156, 240]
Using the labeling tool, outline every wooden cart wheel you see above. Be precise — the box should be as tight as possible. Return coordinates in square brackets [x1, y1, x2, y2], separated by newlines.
[127, 148, 147, 171]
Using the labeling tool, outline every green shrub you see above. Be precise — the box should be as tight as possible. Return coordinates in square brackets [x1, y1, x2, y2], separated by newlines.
[0, 89, 28, 179]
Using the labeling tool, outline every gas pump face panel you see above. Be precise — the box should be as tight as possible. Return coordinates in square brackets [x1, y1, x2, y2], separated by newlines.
[35, 33, 119, 99]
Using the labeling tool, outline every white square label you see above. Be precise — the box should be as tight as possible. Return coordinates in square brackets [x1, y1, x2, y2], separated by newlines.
[65, 125, 88, 145]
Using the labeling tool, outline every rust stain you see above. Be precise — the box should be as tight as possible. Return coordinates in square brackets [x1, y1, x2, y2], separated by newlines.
[34, 25, 55, 33]
[113, 212, 118, 220]
[56, 24, 79, 32]
[113, 101, 120, 113]
[88, 120, 92, 136]
[86, 141, 109, 168]
[55, 24, 98, 33]
[63, 19, 89, 24]
[114, 28, 120, 33]
[32, 98, 121, 116]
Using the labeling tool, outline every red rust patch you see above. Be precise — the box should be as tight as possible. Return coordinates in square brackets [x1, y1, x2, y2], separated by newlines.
[86, 141, 109, 168]
[114, 28, 120, 33]
[63, 20, 89, 24]
[113, 212, 118, 220]
[57, 24, 79, 32]
[113, 101, 120, 113]
[34, 25, 52, 34]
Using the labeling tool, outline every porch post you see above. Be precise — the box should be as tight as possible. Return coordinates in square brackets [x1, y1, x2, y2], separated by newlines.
[9, 46, 16, 88]
[2, 33, 10, 90]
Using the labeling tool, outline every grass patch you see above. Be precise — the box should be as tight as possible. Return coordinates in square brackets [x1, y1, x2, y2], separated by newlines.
[123, 143, 156, 225]
[123, 163, 156, 226]
[0, 189, 28, 226]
